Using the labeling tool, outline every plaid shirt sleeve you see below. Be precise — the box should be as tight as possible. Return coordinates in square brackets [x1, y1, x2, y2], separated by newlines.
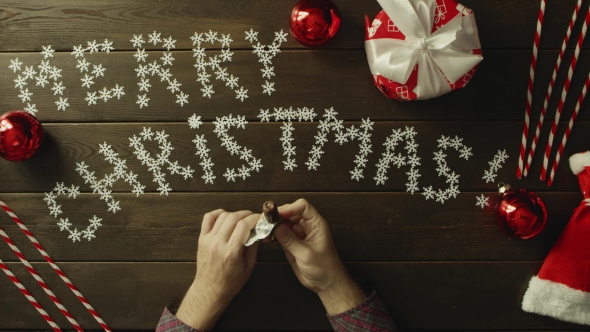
[155, 307, 204, 332]
[327, 292, 398, 332]
[156, 292, 396, 332]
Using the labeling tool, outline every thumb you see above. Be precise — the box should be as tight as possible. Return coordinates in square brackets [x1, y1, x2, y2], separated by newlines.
[244, 241, 259, 272]
[274, 222, 306, 256]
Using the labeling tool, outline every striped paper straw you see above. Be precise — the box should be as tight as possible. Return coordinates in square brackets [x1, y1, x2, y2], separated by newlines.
[517, 0, 547, 179]
[0, 199, 111, 332]
[523, 0, 583, 177]
[541, 9, 590, 181]
[0, 227, 82, 331]
[0, 257, 61, 331]
[548, 73, 590, 186]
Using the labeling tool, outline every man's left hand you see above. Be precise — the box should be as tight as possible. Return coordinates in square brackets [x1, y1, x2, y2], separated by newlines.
[176, 209, 261, 330]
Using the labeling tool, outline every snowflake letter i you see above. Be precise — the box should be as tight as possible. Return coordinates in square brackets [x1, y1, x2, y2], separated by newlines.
[188, 114, 216, 184]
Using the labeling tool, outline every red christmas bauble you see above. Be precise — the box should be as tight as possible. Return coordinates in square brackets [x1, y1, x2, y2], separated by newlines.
[494, 184, 547, 240]
[290, 0, 341, 48]
[0, 111, 44, 162]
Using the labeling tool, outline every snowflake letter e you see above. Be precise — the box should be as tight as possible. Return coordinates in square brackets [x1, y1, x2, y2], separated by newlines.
[374, 126, 421, 194]
[72, 40, 125, 107]
[423, 135, 472, 204]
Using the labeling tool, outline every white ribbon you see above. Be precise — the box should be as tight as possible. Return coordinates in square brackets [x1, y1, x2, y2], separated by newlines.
[366, 0, 483, 100]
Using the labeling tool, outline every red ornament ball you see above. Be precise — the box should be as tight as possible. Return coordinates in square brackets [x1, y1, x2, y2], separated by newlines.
[0, 111, 44, 162]
[494, 184, 547, 240]
[290, 0, 341, 48]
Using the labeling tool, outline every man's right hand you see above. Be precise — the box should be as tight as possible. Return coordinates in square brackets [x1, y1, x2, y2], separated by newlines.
[274, 199, 367, 315]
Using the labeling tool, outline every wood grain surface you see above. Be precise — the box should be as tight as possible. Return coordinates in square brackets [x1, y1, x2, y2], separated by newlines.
[0, 262, 587, 330]
[0, 192, 581, 262]
[1, 0, 589, 330]
[1, 50, 589, 122]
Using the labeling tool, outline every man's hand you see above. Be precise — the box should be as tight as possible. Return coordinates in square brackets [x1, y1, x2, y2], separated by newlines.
[176, 210, 260, 330]
[274, 199, 366, 315]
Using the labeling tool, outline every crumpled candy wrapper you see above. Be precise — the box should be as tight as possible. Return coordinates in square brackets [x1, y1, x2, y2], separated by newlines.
[365, 0, 483, 101]
[245, 213, 278, 246]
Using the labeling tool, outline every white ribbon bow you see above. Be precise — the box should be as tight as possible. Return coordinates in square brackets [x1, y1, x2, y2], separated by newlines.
[366, 0, 483, 100]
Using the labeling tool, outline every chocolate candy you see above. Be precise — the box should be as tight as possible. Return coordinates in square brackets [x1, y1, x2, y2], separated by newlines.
[262, 201, 281, 224]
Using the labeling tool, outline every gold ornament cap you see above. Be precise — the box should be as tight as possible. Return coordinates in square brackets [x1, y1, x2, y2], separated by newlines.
[498, 182, 512, 195]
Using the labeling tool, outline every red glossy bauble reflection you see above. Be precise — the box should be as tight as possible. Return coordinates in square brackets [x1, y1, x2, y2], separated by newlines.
[290, 0, 341, 48]
[494, 184, 547, 240]
[0, 111, 44, 162]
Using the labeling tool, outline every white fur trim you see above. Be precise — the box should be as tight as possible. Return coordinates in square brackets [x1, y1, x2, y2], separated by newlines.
[569, 151, 590, 175]
[522, 276, 590, 325]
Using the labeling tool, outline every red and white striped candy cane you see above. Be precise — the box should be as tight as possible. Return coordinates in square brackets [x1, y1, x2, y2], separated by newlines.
[0, 199, 111, 332]
[541, 9, 590, 181]
[0, 257, 61, 331]
[0, 227, 82, 331]
[517, 0, 547, 179]
[523, 0, 583, 177]
[548, 73, 590, 186]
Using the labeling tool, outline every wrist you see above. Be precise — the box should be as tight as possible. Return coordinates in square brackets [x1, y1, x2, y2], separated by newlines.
[175, 279, 230, 331]
[317, 274, 366, 315]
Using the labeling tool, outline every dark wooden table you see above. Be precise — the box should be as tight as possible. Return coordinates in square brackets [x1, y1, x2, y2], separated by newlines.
[1, 0, 589, 330]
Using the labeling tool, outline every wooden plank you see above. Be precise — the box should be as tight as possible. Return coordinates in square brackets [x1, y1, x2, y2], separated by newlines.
[0, 121, 586, 192]
[0, 192, 580, 262]
[0, 0, 588, 51]
[0, 262, 586, 330]
[1, 49, 589, 122]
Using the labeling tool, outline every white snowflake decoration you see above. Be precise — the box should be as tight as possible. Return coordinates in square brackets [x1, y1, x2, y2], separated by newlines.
[55, 97, 69, 111]
[132, 32, 188, 108]
[258, 107, 317, 171]
[10, 45, 70, 113]
[374, 126, 421, 193]
[191, 31, 248, 101]
[348, 118, 375, 182]
[423, 135, 472, 204]
[246, 29, 288, 96]
[9, 58, 23, 73]
[72, 39, 125, 106]
[262, 81, 275, 95]
[148, 31, 162, 45]
[482, 150, 509, 183]
[476, 194, 490, 209]
[212, 114, 262, 182]
[130, 127, 194, 194]
[40, 45, 55, 59]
